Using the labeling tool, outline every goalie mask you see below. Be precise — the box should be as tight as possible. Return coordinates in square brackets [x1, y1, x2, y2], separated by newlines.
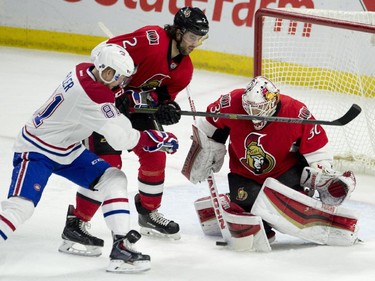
[94, 44, 134, 88]
[242, 76, 280, 130]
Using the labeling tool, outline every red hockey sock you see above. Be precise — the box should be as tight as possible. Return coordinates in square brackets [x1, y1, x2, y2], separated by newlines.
[74, 193, 102, 222]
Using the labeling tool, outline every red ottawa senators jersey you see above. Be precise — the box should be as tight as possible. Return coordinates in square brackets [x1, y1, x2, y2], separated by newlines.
[205, 89, 329, 184]
[107, 25, 193, 101]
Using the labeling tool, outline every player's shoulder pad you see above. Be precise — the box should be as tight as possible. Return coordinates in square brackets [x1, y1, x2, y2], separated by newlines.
[76, 63, 115, 104]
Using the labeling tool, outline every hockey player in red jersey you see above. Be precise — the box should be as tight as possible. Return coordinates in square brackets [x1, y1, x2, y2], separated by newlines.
[186, 76, 356, 243]
[58, 7, 209, 255]
[0, 44, 180, 272]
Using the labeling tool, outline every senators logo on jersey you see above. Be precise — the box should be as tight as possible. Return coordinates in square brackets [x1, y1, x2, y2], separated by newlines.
[139, 73, 171, 90]
[240, 133, 275, 175]
[236, 187, 248, 202]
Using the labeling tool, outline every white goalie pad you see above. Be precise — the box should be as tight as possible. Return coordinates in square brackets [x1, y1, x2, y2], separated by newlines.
[194, 195, 271, 252]
[251, 178, 359, 246]
[194, 194, 231, 237]
[181, 125, 226, 184]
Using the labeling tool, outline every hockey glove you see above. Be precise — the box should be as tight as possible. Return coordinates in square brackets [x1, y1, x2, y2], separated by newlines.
[115, 93, 129, 116]
[154, 101, 181, 125]
[142, 129, 179, 154]
[128, 89, 158, 108]
[300, 162, 356, 205]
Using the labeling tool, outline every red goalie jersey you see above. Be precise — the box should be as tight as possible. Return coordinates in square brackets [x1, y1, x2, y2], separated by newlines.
[204, 89, 330, 183]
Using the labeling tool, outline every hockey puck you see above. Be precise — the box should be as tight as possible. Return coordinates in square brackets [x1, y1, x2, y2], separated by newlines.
[216, 241, 228, 246]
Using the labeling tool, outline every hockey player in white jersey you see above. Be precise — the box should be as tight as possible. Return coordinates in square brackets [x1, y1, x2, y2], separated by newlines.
[0, 44, 179, 273]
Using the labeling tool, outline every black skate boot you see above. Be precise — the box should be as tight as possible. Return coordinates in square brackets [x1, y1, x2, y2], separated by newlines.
[58, 205, 104, 257]
[107, 230, 151, 273]
[135, 193, 181, 240]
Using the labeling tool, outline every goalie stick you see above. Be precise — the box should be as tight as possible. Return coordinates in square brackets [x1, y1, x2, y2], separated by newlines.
[133, 103, 361, 126]
[184, 86, 232, 246]
[183, 89, 271, 252]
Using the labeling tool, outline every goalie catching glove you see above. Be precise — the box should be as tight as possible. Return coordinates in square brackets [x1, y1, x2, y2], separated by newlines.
[300, 161, 356, 206]
[138, 129, 179, 154]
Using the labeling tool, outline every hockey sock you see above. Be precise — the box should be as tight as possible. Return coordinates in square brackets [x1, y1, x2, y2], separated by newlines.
[75, 192, 102, 221]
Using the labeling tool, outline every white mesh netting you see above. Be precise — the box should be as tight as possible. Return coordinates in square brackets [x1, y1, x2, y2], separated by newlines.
[258, 8, 375, 174]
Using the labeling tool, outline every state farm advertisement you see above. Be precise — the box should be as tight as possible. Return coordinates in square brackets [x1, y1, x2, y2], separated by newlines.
[0, 0, 373, 56]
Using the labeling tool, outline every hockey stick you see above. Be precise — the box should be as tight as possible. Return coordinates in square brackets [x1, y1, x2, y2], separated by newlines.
[133, 103, 361, 126]
[184, 86, 232, 245]
[98, 21, 114, 38]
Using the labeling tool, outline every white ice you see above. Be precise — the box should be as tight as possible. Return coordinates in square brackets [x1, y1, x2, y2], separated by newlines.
[0, 47, 374, 281]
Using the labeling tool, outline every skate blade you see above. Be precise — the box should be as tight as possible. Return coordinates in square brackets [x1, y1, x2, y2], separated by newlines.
[106, 259, 151, 273]
[58, 240, 102, 257]
[140, 227, 181, 240]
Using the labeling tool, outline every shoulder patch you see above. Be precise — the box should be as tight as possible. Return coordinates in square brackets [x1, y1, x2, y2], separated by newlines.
[298, 106, 311, 120]
[146, 30, 160, 45]
[220, 93, 231, 108]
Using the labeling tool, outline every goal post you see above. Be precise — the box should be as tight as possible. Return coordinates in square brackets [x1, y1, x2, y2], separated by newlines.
[253, 8, 375, 174]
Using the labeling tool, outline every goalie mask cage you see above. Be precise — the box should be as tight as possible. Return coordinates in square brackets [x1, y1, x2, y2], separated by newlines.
[254, 8, 375, 174]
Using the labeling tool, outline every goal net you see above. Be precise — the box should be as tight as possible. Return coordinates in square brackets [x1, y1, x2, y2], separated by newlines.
[254, 8, 375, 174]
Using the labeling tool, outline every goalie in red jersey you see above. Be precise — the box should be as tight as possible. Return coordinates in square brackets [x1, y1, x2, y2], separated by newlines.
[185, 76, 357, 246]
[58, 7, 209, 256]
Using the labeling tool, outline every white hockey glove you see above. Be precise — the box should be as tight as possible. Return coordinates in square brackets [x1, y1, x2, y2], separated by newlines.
[182, 125, 226, 184]
[300, 161, 356, 206]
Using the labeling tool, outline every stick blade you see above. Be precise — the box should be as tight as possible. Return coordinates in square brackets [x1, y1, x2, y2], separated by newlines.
[216, 241, 228, 247]
[333, 104, 362, 126]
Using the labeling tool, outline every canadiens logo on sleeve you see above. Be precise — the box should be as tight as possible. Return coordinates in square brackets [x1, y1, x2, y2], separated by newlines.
[240, 133, 275, 175]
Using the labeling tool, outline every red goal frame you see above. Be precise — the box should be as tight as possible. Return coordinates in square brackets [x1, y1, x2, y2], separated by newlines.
[253, 8, 375, 76]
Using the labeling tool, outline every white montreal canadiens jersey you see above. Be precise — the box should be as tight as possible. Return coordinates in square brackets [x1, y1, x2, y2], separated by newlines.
[13, 63, 140, 164]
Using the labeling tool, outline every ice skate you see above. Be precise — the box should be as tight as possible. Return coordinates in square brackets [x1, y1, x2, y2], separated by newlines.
[135, 194, 181, 240]
[107, 230, 151, 273]
[58, 205, 104, 257]
[138, 210, 181, 240]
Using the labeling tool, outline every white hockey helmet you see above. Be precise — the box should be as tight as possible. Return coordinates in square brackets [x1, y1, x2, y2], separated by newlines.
[242, 76, 280, 129]
[94, 44, 134, 87]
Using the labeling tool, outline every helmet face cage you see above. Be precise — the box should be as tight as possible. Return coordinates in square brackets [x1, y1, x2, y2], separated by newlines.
[174, 7, 209, 36]
[242, 76, 280, 118]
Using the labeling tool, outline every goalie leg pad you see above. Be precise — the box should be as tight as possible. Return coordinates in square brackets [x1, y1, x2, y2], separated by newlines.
[194, 194, 231, 237]
[222, 209, 271, 252]
[194, 195, 271, 252]
[251, 178, 359, 246]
